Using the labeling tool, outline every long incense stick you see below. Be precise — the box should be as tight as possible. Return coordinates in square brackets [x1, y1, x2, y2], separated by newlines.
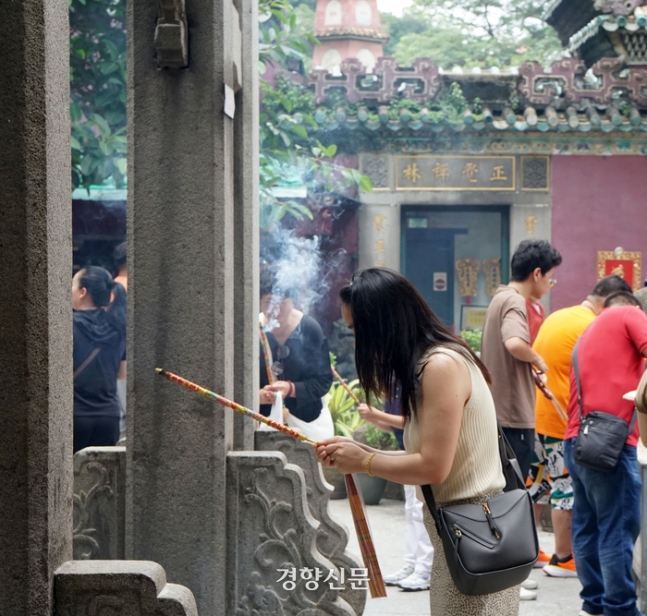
[345, 475, 387, 598]
[156, 368, 318, 444]
[259, 325, 274, 385]
[156, 367, 386, 598]
[331, 366, 361, 404]
[533, 368, 567, 420]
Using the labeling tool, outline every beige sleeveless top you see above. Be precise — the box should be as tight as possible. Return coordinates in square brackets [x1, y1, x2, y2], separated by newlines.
[403, 346, 505, 504]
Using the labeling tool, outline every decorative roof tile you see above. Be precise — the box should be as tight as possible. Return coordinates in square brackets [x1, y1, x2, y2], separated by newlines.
[313, 26, 389, 40]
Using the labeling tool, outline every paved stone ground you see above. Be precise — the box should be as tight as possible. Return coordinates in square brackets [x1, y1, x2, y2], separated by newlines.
[329, 498, 582, 616]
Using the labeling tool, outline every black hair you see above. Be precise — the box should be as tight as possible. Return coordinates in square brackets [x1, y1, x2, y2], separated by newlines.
[590, 275, 632, 298]
[259, 266, 298, 301]
[79, 266, 115, 308]
[340, 268, 491, 420]
[113, 241, 127, 272]
[78, 266, 126, 336]
[510, 240, 562, 282]
[603, 291, 641, 308]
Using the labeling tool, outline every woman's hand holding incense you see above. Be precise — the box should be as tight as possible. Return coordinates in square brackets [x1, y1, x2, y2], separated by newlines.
[268, 380, 292, 398]
[259, 387, 276, 405]
[357, 403, 381, 423]
[315, 437, 372, 474]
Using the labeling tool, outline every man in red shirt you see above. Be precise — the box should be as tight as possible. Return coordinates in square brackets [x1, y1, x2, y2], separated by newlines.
[564, 291, 647, 616]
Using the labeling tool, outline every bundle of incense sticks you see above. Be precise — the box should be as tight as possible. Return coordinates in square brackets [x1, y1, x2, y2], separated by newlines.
[259, 324, 274, 385]
[156, 367, 386, 598]
[331, 366, 360, 404]
[345, 474, 387, 598]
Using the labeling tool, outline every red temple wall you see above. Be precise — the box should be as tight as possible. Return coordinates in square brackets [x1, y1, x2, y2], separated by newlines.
[550, 155, 647, 311]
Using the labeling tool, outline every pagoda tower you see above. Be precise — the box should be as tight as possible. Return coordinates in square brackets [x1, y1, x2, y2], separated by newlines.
[312, 0, 388, 73]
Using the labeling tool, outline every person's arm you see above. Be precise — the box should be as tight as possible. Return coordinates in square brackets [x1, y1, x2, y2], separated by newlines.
[316, 352, 470, 484]
[357, 403, 405, 431]
[117, 360, 127, 380]
[501, 304, 548, 372]
[504, 337, 548, 373]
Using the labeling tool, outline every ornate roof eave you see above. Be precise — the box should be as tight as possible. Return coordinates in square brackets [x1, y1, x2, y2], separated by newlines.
[543, 0, 602, 46]
[310, 107, 647, 137]
[568, 10, 647, 66]
[313, 26, 389, 41]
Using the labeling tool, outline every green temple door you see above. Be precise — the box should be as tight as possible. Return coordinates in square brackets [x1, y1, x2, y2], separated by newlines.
[401, 206, 510, 331]
[404, 227, 467, 328]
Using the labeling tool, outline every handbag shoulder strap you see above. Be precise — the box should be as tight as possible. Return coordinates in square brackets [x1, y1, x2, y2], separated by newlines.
[73, 348, 100, 381]
[571, 340, 584, 422]
[421, 423, 523, 527]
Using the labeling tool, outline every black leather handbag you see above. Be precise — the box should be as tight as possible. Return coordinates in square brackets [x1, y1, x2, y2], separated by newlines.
[421, 426, 538, 596]
[572, 341, 636, 473]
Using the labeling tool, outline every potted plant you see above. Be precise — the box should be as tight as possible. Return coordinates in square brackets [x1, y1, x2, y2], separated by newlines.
[322, 377, 365, 499]
[353, 423, 398, 505]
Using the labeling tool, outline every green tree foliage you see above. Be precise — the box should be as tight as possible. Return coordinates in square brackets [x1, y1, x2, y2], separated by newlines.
[380, 12, 427, 57]
[70, 0, 127, 190]
[259, 0, 372, 230]
[383, 0, 562, 69]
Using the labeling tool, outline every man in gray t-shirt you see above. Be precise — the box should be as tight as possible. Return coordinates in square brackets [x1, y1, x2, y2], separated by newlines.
[481, 240, 562, 479]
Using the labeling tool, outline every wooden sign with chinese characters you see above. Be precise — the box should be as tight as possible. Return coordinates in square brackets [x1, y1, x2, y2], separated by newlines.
[597, 249, 642, 291]
[373, 213, 387, 267]
[395, 156, 515, 191]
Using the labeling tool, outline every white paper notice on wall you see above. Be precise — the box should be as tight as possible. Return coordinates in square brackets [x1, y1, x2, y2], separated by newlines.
[224, 84, 236, 119]
[433, 272, 447, 292]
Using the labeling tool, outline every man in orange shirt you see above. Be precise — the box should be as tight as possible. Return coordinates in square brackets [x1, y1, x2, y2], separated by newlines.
[528, 276, 631, 577]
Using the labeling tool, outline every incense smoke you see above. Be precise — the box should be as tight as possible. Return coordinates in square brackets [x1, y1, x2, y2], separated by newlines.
[260, 229, 345, 327]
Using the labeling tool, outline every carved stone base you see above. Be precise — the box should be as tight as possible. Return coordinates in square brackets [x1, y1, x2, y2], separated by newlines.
[73, 447, 126, 560]
[227, 451, 356, 616]
[255, 432, 366, 615]
[55, 560, 197, 616]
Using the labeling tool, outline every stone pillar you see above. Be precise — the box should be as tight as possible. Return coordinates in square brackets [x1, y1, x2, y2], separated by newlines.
[127, 0, 245, 613]
[232, 0, 260, 451]
[0, 0, 73, 614]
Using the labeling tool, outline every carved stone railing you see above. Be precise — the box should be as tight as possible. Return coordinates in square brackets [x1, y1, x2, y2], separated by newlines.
[55, 560, 197, 616]
[73, 447, 126, 560]
[255, 432, 366, 616]
[227, 451, 356, 616]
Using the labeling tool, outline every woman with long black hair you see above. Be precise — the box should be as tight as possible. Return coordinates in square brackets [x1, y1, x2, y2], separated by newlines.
[72, 266, 126, 453]
[315, 268, 519, 615]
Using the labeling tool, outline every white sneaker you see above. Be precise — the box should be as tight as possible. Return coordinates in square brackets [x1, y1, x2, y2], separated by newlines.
[383, 566, 414, 586]
[521, 578, 538, 590]
[578, 612, 603, 616]
[398, 571, 431, 591]
[520, 587, 537, 601]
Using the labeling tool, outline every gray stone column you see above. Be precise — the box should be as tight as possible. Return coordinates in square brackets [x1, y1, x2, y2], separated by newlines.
[232, 0, 260, 451]
[0, 0, 73, 613]
[127, 0, 242, 613]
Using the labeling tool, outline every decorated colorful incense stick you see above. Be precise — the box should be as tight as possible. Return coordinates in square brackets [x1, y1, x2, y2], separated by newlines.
[156, 367, 386, 598]
[259, 324, 274, 385]
[156, 368, 318, 444]
[331, 366, 361, 405]
[345, 474, 387, 598]
[532, 368, 567, 420]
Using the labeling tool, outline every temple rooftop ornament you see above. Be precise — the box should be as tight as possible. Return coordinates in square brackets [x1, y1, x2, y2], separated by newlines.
[546, 0, 647, 66]
[304, 57, 647, 150]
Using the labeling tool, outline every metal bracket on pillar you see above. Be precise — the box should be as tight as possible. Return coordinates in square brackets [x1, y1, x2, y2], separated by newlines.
[154, 0, 188, 69]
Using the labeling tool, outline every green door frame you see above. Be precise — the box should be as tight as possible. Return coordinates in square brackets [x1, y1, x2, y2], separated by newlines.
[400, 205, 511, 283]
